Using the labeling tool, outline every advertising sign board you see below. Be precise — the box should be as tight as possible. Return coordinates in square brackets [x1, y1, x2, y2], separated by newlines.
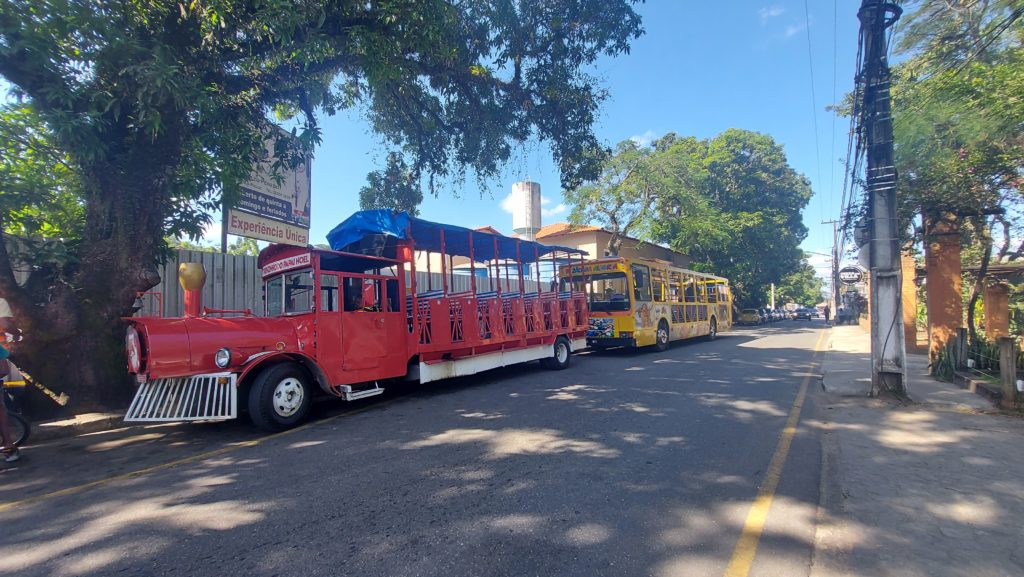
[227, 210, 310, 246]
[839, 266, 864, 285]
[229, 131, 311, 247]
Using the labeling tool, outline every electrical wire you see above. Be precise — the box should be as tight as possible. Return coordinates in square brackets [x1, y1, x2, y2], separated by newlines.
[803, 0, 825, 223]
[831, 0, 839, 216]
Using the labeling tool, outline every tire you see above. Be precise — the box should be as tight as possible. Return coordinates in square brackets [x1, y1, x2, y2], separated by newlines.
[654, 320, 670, 352]
[247, 363, 313, 432]
[542, 336, 572, 370]
[707, 318, 718, 341]
[6, 411, 29, 447]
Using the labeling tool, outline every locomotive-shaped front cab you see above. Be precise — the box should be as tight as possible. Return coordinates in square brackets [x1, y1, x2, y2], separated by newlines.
[125, 242, 412, 430]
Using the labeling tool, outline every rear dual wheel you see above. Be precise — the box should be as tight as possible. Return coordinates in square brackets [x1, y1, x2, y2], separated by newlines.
[542, 336, 572, 370]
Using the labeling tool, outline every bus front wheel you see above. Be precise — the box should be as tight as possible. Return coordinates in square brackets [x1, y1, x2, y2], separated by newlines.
[655, 320, 670, 352]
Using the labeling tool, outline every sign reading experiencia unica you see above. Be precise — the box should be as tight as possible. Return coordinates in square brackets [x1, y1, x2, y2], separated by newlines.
[227, 131, 311, 247]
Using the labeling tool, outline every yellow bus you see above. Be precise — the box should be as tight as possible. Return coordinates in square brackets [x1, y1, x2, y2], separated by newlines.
[560, 257, 732, 351]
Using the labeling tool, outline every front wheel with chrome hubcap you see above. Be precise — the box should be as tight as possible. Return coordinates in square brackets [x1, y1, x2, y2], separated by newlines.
[248, 362, 313, 431]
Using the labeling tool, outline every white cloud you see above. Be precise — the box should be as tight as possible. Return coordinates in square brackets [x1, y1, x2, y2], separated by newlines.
[784, 23, 806, 38]
[501, 192, 565, 217]
[805, 251, 833, 271]
[759, 5, 785, 22]
[542, 203, 567, 218]
[629, 130, 656, 147]
[499, 192, 516, 214]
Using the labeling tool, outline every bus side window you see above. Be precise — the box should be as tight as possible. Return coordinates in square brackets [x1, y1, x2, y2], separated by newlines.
[320, 275, 339, 312]
[652, 269, 667, 303]
[631, 264, 652, 302]
[684, 277, 696, 303]
[669, 271, 683, 303]
[708, 282, 718, 303]
[343, 277, 363, 312]
[386, 279, 399, 312]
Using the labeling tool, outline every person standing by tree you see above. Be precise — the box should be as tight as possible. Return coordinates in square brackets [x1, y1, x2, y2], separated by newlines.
[0, 316, 21, 462]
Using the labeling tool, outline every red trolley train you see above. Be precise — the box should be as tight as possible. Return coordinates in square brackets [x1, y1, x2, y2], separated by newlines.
[124, 211, 589, 430]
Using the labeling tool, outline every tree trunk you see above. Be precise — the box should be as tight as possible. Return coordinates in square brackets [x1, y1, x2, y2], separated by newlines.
[605, 233, 622, 257]
[967, 217, 993, 344]
[0, 124, 179, 414]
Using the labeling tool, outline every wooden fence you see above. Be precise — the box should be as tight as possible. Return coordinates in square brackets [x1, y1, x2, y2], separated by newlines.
[137, 250, 264, 317]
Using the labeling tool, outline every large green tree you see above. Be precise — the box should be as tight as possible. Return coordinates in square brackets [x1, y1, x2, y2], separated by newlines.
[652, 129, 813, 306]
[774, 259, 824, 307]
[359, 152, 423, 216]
[0, 1, 643, 408]
[563, 140, 660, 256]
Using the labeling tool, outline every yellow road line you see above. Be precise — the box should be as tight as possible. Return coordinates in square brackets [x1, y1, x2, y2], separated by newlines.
[0, 402, 387, 513]
[723, 328, 827, 577]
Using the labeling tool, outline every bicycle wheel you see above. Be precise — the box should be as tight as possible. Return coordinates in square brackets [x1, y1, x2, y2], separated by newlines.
[6, 411, 29, 447]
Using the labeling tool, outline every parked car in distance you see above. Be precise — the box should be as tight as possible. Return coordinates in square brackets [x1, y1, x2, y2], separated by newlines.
[793, 307, 814, 320]
[738, 308, 763, 326]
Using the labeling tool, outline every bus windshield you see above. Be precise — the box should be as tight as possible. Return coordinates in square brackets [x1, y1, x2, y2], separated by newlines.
[584, 272, 630, 312]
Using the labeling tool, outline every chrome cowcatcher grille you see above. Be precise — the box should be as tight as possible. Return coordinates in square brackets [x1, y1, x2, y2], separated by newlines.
[125, 373, 237, 422]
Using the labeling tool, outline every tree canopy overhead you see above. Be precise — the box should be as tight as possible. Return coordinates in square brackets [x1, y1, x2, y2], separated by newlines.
[0, 0, 644, 408]
[889, 0, 1023, 340]
[562, 129, 813, 307]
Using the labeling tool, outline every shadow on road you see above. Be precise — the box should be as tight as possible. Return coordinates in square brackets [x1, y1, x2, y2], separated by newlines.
[7, 325, 1002, 577]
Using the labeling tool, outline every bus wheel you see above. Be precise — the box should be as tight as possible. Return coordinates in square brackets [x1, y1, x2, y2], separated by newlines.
[248, 362, 312, 432]
[542, 336, 572, 370]
[655, 320, 670, 352]
[707, 318, 718, 341]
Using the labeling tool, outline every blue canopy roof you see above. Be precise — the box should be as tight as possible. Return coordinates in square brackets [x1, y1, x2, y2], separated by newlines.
[326, 210, 586, 263]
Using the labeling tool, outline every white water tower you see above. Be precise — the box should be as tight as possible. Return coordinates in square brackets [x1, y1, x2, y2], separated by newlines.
[511, 180, 542, 241]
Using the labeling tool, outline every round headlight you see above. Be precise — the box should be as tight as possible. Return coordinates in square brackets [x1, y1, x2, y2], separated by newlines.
[215, 348, 231, 368]
[126, 327, 141, 373]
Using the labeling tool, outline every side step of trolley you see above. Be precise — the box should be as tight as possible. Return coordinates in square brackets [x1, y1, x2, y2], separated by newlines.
[339, 383, 385, 401]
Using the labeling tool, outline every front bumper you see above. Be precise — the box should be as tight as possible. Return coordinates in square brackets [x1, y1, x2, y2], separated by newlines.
[587, 336, 637, 348]
[125, 372, 238, 422]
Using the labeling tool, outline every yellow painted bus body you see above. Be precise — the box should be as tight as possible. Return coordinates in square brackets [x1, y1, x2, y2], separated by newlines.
[561, 257, 732, 350]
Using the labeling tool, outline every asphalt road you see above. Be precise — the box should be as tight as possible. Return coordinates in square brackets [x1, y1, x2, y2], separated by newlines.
[0, 321, 829, 577]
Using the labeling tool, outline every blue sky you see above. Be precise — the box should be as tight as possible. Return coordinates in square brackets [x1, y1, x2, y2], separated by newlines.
[211, 1, 864, 279]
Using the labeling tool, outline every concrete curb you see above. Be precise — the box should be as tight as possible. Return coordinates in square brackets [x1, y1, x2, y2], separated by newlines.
[951, 370, 1002, 402]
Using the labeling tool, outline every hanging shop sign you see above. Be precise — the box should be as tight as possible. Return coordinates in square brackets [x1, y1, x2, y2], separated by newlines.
[839, 266, 864, 285]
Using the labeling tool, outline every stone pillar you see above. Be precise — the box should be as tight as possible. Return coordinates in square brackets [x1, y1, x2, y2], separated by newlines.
[925, 216, 962, 360]
[901, 250, 919, 352]
[984, 282, 1010, 340]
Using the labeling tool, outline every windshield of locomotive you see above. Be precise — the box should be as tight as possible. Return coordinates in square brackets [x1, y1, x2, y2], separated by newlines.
[265, 269, 315, 316]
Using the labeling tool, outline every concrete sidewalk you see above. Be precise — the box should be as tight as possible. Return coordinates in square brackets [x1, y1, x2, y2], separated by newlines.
[812, 325, 1024, 577]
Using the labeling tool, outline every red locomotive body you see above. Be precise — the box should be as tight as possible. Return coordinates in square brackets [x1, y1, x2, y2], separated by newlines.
[125, 211, 589, 430]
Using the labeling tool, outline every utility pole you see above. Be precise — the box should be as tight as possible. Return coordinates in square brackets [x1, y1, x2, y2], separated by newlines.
[858, 0, 906, 396]
[822, 219, 840, 312]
